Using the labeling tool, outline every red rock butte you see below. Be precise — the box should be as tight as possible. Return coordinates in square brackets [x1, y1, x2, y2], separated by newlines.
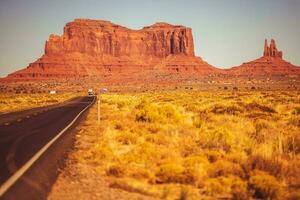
[3, 19, 300, 81]
[5, 19, 217, 80]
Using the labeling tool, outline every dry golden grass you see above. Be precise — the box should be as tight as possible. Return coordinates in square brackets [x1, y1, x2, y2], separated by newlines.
[75, 91, 300, 199]
[0, 92, 82, 113]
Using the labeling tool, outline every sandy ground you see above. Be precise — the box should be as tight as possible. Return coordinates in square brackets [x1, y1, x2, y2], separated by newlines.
[48, 160, 158, 200]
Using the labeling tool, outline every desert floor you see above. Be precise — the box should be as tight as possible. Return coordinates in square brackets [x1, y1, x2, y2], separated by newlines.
[44, 90, 300, 200]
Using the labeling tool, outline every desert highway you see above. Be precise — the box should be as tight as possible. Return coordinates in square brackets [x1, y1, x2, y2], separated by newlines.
[0, 96, 95, 199]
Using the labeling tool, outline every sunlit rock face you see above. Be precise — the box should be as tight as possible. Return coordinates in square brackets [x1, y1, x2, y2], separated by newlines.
[5, 20, 299, 81]
[7, 19, 217, 80]
[46, 20, 195, 57]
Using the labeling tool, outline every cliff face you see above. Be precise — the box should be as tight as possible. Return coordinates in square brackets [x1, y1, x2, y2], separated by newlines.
[8, 19, 215, 80]
[46, 20, 195, 57]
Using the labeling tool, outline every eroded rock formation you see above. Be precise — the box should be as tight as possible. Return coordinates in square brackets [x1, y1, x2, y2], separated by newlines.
[6, 19, 217, 80]
[229, 39, 300, 77]
[263, 39, 282, 58]
[46, 20, 195, 57]
[4, 20, 299, 81]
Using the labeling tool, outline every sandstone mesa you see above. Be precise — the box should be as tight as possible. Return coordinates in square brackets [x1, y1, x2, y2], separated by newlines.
[3, 19, 300, 81]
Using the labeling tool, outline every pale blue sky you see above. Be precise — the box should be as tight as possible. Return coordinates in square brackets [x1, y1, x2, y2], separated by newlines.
[0, 0, 299, 77]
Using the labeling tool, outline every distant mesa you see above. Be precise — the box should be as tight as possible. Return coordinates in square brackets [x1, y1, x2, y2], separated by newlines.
[5, 18, 217, 80]
[2, 19, 300, 81]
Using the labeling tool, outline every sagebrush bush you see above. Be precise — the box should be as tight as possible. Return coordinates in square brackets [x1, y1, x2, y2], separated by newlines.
[135, 100, 182, 123]
[249, 170, 284, 200]
[231, 178, 249, 200]
[106, 164, 124, 177]
[208, 160, 245, 178]
[245, 102, 276, 113]
[210, 104, 243, 115]
[245, 155, 288, 178]
[155, 163, 186, 183]
[183, 155, 209, 186]
[202, 127, 235, 152]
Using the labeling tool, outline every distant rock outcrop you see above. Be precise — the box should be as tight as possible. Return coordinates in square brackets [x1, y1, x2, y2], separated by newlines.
[229, 39, 300, 77]
[263, 39, 282, 58]
[3, 20, 299, 82]
[6, 19, 216, 80]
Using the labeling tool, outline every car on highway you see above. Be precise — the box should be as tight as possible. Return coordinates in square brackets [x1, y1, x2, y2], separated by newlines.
[88, 89, 94, 96]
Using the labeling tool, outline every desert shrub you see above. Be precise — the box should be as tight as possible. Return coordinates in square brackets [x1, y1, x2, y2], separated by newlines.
[135, 100, 160, 122]
[117, 101, 126, 109]
[159, 103, 182, 122]
[144, 133, 169, 145]
[250, 119, 273, 143]
[147, 123, 162, 134]
[155, 163, 185, 183]
[292, 107, 300, 115]
[244, 155, 288, 179]
[202, 128, 235, 152]
[205, 150, 225, 163]
[208, 160, 245, 178]
[288, 116, 300, 128]
[204, 177, 227, 196]
[116, 131, 137, 145]
[245, 102, 276, 113]
[115, 122, 124, 130]
[204, 176, 238, 196]
[249, 170, 283, 200]
[231, 178, 249, 200]
[183, 155, 209, 186]
[210, 104, 243, 115]
[192, 115, 205, 128]
[226, 152, 248, 165]
[135, 100, 182, 123]
[285, 159, 300, 188]
[106, 164, 124, 177]
[285, 132, 300, 153]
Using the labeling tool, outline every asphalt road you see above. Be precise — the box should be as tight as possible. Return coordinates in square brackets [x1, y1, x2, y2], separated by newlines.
[0, 96, 95, 199]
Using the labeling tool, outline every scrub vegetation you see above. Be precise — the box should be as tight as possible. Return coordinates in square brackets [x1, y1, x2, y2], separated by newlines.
[67, 91, 300, 199]
[0, 93, 81, 113]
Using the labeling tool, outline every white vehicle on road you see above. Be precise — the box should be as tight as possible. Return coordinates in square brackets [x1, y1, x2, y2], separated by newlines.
[88, 89, 94, 96]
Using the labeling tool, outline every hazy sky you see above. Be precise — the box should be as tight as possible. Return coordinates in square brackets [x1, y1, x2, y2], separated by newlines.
[0, 0, 299, 77]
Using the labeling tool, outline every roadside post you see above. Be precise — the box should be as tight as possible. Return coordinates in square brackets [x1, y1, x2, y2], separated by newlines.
[97, 98, 100, 124]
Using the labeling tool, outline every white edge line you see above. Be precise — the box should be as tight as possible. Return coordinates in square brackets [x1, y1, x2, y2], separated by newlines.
[0, 96, 96, 196]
